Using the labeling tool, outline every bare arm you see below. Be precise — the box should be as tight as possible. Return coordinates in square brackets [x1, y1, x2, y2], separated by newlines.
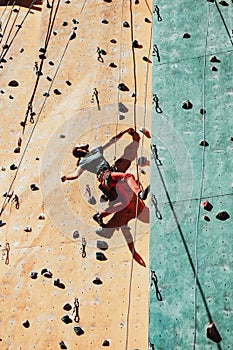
[61, 167, 84, 182]
[102, 127, 135, 151]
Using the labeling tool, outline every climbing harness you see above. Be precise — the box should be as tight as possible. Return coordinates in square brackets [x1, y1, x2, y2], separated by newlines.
[72, 297, 80, 322]
[152, 44, 160, 62]
[151, 144, 162, 166]
[153, 4, 162, 22]
[80, 237, 86, 258]
[150, 270, 162, 301]
[151, 194, 162, 220]
[152, 93, 163, 113]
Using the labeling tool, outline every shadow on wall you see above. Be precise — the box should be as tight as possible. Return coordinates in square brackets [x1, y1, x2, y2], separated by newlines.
[0, 0, 43, 11]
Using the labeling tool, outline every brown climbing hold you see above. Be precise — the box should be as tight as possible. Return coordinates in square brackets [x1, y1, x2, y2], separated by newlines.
[209, 55, 220, 63]
[201, 200, 213, 211]
[182, 100, 193, 110]
[199, 140, 209, 146]
[216, 211, 230, 221]
[8, 80, 19, 87]
[206, 322, 222, 343]
[38, 214, 45, 220]
[22, 320, 30, 328]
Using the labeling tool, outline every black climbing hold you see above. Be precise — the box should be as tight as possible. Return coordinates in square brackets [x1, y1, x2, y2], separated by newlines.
[73, 326, 84, 336]
[36, 157, 40, 160]
[0, 58, 7, 63]
[19, 48, 24, 53]
[135, 0, 139, 4]
[24, 226, 32, 232]
[206, 322, 222, 343]
[41, 268, 48, 275]
[61, 315, 72, 324]
[97, 240, 109, 251]
[59, 341, 67, 350]
[211, 66, 218, 71]
[9, 95, 14, 99]
[200, 108, 206, 115]
[20, 121, 25, 127]
[73, 230, 79, 239]
[43, 271, 53, 278]
[143, 56, 150, 62]
[22, 320, 30, 328]
[66, 80, 72, 86]
[39, 47, 46, 53]
[118, 83, 129, 92]
[103, 0, 112, 2]
[96, 252, 107, 261]
[39, 54, 46, 60]
[62, 21, 68, 26]
[60, 134, 66, 138]
[43, 92, 50, 97]
[9, 57, 13, 60]
[109, 62, 117, 68]
[131, 92, 136, 97]
[46, 76, 52, 81]
[30, 271, 38, 279]
[54, 89, 61, 95]
[54, 278, 65, 289]
[100, 49, 107, 55]
[182, 100, 193, 110]
[8, 80, 19, 87]
[199, 140, 209, 147]
[100, 194, 108, 202]
[219, 0, 229, 6]
[123, 21, 130, 27]
[216, 211, 230, 221]
[69, 31, 76, 40]
[30, 184, 39, 191]
[10, 164, 17, 170]
[93, 277, 103, 285]
[110, 39, 117, 44]
[53, 30, 57, 36]
[72, 19, 79, 24]
[48, 61, 54, 66]
[203, 215, 210, 222]
[183, 32, 190, 38]
[231, 136, 233, 141]
[88, 195, 96, 205]
[132, 40, 139, 48]
[144, 17, 151, 23]
[13, 8, 19, 12]
[102, 19, 109, 24]
[14, 147, 20, 153]
[1, 89, 5, 94]
[209, 55, 220, 63]
[102, 340, 110, 346]
[63, 303, 72, 311]
[0, 220, 6, 227]
[201, 200, 213, 211]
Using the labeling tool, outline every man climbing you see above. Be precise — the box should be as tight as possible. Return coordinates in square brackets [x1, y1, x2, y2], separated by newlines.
[61, 127, 150, 226]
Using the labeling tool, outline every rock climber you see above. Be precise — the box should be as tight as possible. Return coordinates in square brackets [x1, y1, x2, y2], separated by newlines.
[61, 127, 150, 227]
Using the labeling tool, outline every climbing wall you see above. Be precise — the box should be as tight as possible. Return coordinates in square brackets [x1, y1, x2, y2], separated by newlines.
[0, 1, 152, 349]
[149, 1, 232, 349]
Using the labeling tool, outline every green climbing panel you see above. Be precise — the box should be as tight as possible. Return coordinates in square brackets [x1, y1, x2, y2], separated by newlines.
[149, 1, 232, 349]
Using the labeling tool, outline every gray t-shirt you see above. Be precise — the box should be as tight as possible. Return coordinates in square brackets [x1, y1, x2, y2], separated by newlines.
[78, 146, 110, 174]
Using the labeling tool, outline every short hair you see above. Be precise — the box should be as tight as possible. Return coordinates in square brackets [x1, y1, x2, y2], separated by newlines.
[72, 144, 89, 158]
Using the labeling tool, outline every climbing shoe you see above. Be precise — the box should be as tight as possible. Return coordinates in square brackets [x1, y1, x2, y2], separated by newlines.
[138, 185, 150, 200]
[93, 213, 106, 227]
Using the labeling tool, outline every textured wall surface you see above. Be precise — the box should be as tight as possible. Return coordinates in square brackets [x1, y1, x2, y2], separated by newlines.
[149, 1, 232, 349]
[0, 1, 152, 349]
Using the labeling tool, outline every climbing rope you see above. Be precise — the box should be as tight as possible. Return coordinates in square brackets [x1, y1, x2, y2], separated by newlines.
[193, 3, 210, 349]
[0, 5, 20, 51]
[0, 1, 16, 46]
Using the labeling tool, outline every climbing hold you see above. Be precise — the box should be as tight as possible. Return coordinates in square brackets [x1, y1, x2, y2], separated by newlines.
[100, 49, 107, 55]
[60, 134, 66, 138]
[123, 21, 130, 27]
[9, 95, 14, 99]
[38, 214, 45, 220]
[43, 92, 50, 97]
[39, 47, 46, 53]
[200, 108, 206, 115]
[48, 61, 54, 66]
[22, 320, 30, 328]
[96, 252, 107, 261]
[24, 226, 32, 232]
[63, 303, 72, 311]
[203, 215, 210, 222]
[14, 147, 20, 153]
[54, 89, 61, 95]
[30, 184, 39, 191]
[30, 271, 38, 279]
[93, 277, 103, 285]
[66, 80, 72, 86]
[199, 140, 209, 146]
[53, 30, 57, 36]
[20, 48, 24, 53]
[88, 196, 96, 205]
[54, 278, 65, 289]
[216, 211, 230, 221]
[143, 56, 151, 62]
[61, 315, 72, 324]
[110, 39, 117, 44]
[201, 200, 213, 211]
[72, 19, 79, 24]
[100, 194, 108, 202]
[132, 40, 139, 48]
[135, 0, 139, 3]
[10, 164, 17, 170]
[118, 114, 125, 120]
[39, 54, 46, 60]
[209, 55, 220, 63]
[102, 340, 110, 346]
[206, 322, 222, 343]
[109, 62, 117, 68]
[97, 240, 109, 251]
[8, 80, 19, 87]
[118, 83, 129, 92]
[138, 156, 147, 166]
[59, 341, 67, 350]
[73, 230, 80, 239]
[144, 17, 151, 23]
[69, 31, 76, 40]
[219, 0, 229, 6]
[0, 89, 5, 94]
[62, 21, 68, 26]
[102, 19, 109, 24]
[183, 32, 190, 38]
[43, 271, 53, 278]
[0, 220, 6, 227]
[139, 127, 151, 138]
[118, 102, 128, 113]
[41, 268, 49, 275]
[182, 100, 193, 109]
[73, 326, 84, 336]
[211, 66, 218, 71]
[46, 76, 52, 81]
